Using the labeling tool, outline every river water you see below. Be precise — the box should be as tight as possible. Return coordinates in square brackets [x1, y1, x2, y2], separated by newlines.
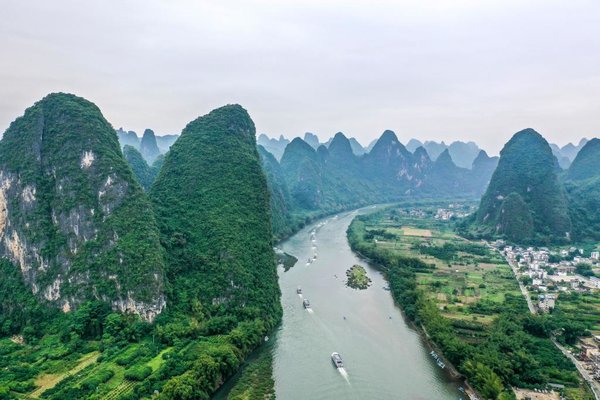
[272, 208, 462, 400]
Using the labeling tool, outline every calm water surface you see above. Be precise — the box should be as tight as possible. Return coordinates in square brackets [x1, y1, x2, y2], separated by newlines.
[272, 208, 462, 400]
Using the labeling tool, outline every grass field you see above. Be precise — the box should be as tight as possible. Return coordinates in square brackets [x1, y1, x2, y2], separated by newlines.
[0, 334, 172, 400]
[350, 204, 595, 399]
[554, 292, 600, 335]
[362, 206, 520, 333]
[30, 351, 100, 398]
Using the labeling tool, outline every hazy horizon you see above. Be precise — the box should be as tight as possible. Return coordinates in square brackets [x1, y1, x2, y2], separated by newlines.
[2, 0, 600, 154]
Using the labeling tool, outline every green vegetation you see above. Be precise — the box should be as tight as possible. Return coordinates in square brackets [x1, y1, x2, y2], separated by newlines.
[467, 128, 571, 244]
[123, 145, 163, 191]
[0, 98, 281, 399]
[467, 134, 600, 244]
[226, 350, 275, 400]
[348, 204, 593, 399]
[268, 130, 495, 239]
[149, 104, 281, 398]
[150, 104, 281, 322]
[0, 92, 165, 325]
[258, 145, 296, 239]
[552, 292, 600, 339]
[276, 251, 298, 272]
[345, 265, 371, 289]
[566, 138, 600, 182]
[565, 139, 600, 242]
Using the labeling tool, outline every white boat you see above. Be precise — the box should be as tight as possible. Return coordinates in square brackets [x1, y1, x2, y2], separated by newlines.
[331, 352, 344, 368]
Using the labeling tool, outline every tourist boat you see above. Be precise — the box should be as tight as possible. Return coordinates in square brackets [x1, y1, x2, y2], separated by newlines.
[331, 352, 344, 368]
[303, 299, 311, 309]
[297, 286, 302, 294]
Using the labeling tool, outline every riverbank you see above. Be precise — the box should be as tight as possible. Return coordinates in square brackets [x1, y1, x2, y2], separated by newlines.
[347, 204, 594, 400]
[272, 208, 461, 399]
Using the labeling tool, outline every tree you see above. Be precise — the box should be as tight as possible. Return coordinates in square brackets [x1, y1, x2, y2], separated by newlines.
[464, 361, 504, 400]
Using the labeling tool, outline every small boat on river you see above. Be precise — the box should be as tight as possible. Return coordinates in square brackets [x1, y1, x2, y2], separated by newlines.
[331, 352, 344, 368]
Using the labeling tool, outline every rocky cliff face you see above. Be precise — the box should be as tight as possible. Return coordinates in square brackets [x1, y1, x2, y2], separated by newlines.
[0, 93, 165, 321]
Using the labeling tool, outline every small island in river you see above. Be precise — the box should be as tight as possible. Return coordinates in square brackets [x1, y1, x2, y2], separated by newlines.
[346, 265, 372, 289]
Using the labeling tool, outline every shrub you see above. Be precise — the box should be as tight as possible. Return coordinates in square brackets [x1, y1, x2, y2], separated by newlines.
[124, 365, 152, 381]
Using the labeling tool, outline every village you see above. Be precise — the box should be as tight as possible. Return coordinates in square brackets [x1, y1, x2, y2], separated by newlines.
[494, 241, 600, 394]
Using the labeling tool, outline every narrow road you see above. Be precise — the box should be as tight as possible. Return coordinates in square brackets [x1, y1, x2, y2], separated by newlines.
[503, 256, 599, 399]
[552, 339, 600, 400]
[508, 261, 536, 314]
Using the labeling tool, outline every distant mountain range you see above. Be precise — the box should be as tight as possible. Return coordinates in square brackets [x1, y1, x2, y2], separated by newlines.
[259, 133, 488, 168]
[260, 133, 590, 172]
[550, 138, 589, 169]
[260, 131, 499, 238]
[256, 132, 369, 161]
[405, 139, 481, 169]
[116, 127, 178, 163]
[256, 134, 290, 160]
[121, 127, 593, 244]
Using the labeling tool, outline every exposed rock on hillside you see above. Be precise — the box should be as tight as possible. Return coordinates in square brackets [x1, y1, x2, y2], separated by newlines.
[0, 93, 165, 320]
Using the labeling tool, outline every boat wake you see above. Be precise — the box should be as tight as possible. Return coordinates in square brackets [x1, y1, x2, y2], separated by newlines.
[306, 308, 314, 314]
[338, 367, 350, 383]
[298, 294, 303, 298]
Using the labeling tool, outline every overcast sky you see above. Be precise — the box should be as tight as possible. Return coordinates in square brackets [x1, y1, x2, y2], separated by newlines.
[1, 0, 599, 154]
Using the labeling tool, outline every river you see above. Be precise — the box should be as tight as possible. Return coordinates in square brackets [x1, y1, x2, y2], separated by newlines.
[272, 207, 462, 400]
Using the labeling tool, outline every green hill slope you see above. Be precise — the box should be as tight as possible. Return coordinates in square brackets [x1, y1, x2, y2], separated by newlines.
[474, 128, 571, 242]
[151, 104, 281, 322]
[0, 93, 165, 325]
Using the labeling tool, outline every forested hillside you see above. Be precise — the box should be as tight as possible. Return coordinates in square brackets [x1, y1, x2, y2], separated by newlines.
[123, 145, 163, 191]
[258, 145, 297, 239]
[0, 98, 281, 400]
[468, 129, 571, 243]
[151, 104, 281, 324]
[348, 207, 592, 400]
[261, 130, 497, 238]
[0, 93, 166, 327]
[565, 138, 600, 241]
